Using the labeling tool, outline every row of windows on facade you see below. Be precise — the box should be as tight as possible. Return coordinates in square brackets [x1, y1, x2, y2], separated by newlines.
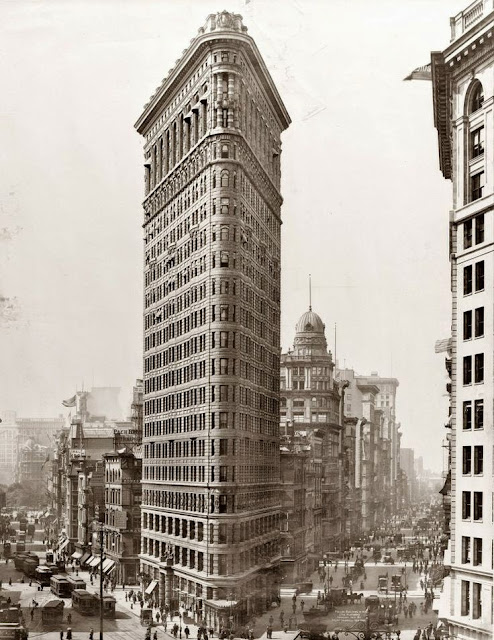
[144, 436, 276, 459]
[143, 411, 278, 438]
[463, 213, 484, 249]
[461, 491, 484, 520]
[145, 69, 282, 194]
[281, 412, 334, 424]
[462, 445, 484, 475]
[104, 531, 140, 557]
[145, 248, 279, 318]
[144, 385, 278, 418]
[145, 57, 209, 141]
[141, 537, 278, 576]
[145, 213, 279, 298]
[281, 379, 332, 391]
[145, 357, 278, 394]
[144, 142, 280, 244]
[462, 399, 483, 430]
[283, 366, 332, 377]
[145, 290, 280, 352]
[146, 277, 279, 337]
[280, 396, 335, 408]
[142, 488, 277, 513]
[462, 353, 484, 384]
[143, 512, 278, 545]
[143, 463, 277, 484]
[145, 213, 278, 296]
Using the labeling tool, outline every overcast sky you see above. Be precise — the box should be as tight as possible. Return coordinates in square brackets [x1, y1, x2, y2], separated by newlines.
[0, 0, 464, 470]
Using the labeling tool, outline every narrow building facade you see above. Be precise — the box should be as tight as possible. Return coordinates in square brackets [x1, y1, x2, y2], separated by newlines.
[136, 11, 290, 629]
[430, 2, 494, 637]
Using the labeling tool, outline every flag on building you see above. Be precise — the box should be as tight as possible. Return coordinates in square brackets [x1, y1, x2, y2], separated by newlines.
[62, 395, 76, 407]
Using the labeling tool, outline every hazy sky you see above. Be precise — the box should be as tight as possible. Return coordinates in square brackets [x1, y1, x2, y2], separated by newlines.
[0, 0, 464, 470]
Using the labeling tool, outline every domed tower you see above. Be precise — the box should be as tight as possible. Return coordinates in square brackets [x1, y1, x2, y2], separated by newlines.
[280, 306, 343, 561]
[293, 308, 328, 357]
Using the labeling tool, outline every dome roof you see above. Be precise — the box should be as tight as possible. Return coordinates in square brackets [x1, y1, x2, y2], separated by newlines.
[295, 308, 325, 335]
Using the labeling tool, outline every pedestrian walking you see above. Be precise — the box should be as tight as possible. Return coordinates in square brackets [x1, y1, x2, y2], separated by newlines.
[66, 629, 73, 640]
[60, 631, 64, 640]
[67, 613, 72, 624]
[8, 578, 11, 586]
[185, 627, 190, 639]
[153, 632, 158, 640]
[300, 599, 305, 611]
[89, 629, 94, 640]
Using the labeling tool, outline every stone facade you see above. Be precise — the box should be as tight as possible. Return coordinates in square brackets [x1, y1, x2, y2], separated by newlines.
[280, 309, 342, 556]
[136, 11, 290, 630]
[430, 2, 494, 637]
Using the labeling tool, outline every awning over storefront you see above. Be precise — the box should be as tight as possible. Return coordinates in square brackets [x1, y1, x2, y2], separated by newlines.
[204, 599, 238, 609]
[58, 539, 69, 552]
[81, 553, 91, 565]
[89, 556, 101, 567]
[145, 579, 158, 595]
[102, 559, 115, 573]
[71, 552, 83, 560]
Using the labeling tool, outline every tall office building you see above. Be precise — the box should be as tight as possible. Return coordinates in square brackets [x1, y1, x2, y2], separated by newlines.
[135, 11, 290, 630]
[427, 2, 494, 637]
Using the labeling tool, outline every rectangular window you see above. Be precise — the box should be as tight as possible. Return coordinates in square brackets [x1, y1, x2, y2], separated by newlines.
[464, 220, 473, 249]
[462, 536, 471, 563]
[463, 401, 472, 429]
[463, 310, 472, 339]
[463, 356, 472, 385]
[474, 399, 484, 429]
[471, 127, 484, 158]
[461, 581, 470, 616]
[475, 213, 485, 244]
[474, 353, 484, 383]
[475, 307, 484, 337]
[464, 219, 473, 249]
[462, 491, 471, 519]
[463, 446, 472, 474]
[472, 582, 482, 619]
[219, 358, 228, 375]
[475, 261, 484, 291]
[473, 538, 482, 566]
[219, 331, 228, 348]
[474, 446, 484, 474]
[473, 492, 483, 520]
[471, 171, 484, 201]
[464, 264, 473, 295]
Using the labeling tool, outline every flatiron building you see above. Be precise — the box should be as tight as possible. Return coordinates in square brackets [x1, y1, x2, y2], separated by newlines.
[135, 11, 290, 630]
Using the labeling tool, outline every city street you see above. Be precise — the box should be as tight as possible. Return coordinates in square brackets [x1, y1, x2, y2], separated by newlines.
[0, 551, 439, 640]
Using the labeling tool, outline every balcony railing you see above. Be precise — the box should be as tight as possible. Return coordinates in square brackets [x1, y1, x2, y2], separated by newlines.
[450, 0, 494, 41]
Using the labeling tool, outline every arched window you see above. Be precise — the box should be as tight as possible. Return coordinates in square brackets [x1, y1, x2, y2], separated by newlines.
[220, 226, 229, 241]
[221, 144, 229, 158]
[220, 170, 229, 187]
[467, 80, 484, 114]
[212, 172, 216, 188]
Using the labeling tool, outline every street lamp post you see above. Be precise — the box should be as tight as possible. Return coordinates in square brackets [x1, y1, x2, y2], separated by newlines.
[99, 526, 104, 640]
[228, 592, 235, 635]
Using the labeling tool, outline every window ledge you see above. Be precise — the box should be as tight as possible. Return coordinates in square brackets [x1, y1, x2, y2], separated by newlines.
[469, 154, 484, 167]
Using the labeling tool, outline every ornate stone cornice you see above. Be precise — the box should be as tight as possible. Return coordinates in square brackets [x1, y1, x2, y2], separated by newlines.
[135, 12, 290, 135]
